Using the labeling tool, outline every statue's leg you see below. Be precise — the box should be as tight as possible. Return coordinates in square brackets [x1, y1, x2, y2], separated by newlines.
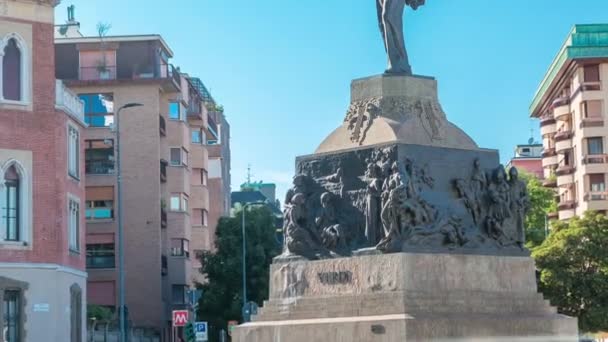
[382, 0, 411, 74]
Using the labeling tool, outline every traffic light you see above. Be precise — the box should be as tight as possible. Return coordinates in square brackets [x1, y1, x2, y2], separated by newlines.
[184, 322, 196, 342]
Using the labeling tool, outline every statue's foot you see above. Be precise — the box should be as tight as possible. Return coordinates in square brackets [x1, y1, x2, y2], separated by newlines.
[384, 66, 413, 75]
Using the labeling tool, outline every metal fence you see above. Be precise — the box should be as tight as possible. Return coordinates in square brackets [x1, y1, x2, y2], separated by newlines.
[88, 321, 161, 342]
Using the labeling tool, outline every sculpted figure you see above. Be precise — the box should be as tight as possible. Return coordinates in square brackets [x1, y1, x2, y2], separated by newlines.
[471, 158, 487, 198]
[316, 192, 348, 253]
[454, 179, 481, 225]
[486, 167, 511, 242]
[284, 193, 327, 259]
[364, 164, 383, 246]
[508, 167, 530, 249]
[284, 174, 309, 206]
[377, 185, 406, 252]
[376, 0, 426, 74]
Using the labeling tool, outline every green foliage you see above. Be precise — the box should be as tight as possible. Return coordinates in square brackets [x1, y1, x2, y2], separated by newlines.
[87, 304, 113, 321]
[519, 171, 556, 249]
[533, 212, 608, 333]
[196, 206, 280, 342]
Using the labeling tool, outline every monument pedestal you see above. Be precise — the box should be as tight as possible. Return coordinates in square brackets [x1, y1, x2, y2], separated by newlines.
[233, 73, 578, 341]
[233, 253, 577, 341]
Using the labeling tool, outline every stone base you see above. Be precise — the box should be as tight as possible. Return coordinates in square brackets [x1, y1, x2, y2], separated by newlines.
[233, 253, 577, 342]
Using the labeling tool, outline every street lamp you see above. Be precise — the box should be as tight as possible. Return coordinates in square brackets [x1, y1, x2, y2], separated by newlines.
[241, 201, 265, 322]
[115, 102, 143, 342]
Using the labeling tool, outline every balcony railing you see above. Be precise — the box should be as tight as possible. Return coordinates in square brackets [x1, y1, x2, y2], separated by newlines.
[558, 200, 577, 211]
[160, 160, 168, 183]
[207, 113, 219, 141]
[86, 160, 115, 175]
[554, 130, 573, 141]
[540, 115, 556, 127]
[161, 208, 168, 229]
[86, 208, 114, 220]
[159, 115, 166, 136]
[77, 64, 181, 89]
[86, 256, 115, 269]
[580, 118, 604, 128]
[542, 148, 557, 158]
[552, 96, 570, 108]
[542, 177, 557, 188]
[585, 191, 608, 201]
[161, 255, 168, 276]
[556, 165, 575, 176]
[55, 80, 85, 123]
[583, 154, 608, 165]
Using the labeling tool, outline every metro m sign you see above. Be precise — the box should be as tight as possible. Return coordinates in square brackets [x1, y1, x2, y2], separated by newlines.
[172, 310, 189, 327]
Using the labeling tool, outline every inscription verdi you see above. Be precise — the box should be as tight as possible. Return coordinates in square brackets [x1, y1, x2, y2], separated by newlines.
[318, 271, 353, 285]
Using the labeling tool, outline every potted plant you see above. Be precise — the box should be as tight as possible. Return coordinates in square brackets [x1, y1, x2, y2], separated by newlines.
[96, 22, 112, 80]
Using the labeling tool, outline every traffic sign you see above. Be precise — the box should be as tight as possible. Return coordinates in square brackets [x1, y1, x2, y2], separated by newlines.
[195, 322, 208, 342]
[172, 310, 189, 327]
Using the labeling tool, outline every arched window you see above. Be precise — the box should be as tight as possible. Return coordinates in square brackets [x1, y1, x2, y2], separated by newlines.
[2, 38, 21, 101]
[2, 165, 20, 241]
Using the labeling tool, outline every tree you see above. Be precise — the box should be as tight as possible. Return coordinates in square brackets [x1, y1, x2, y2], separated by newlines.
[196, 206, 280, 342]
[519, 171, 557, 249]
[533, 212, 608, 333]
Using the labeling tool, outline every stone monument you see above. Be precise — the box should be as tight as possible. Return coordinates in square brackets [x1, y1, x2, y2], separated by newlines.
[234, 2, 578, 341]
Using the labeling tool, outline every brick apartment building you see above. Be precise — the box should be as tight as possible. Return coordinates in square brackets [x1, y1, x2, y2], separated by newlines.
[0, 1, 87, 341]
[187, 77, 231, 284]
[531, 24, 608, 220]
[54, 21, 222, 338]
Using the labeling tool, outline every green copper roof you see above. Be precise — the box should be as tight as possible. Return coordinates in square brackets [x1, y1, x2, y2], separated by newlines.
[530, 24, 608, 116]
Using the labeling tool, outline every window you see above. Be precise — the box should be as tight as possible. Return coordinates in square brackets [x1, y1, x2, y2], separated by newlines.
[191, 130, 202, 144]
[85, 186, 114, 220]
[2, 38, 22, 101]
[201, 169, 208, 186]
[85, 140, 114, 174]
[202, 209, 208, 227]
[588, 137, 604, 155]
[171, 285, 188, 304]
[169, 102, 181, 120]
[3, 290, 21, 342]
[79, 94, 114, 127]
[2, 166, 20, 242]
[70, 284, 82, 342]
[590, 174, 606, 192]
[169, 147, 188, 167]
[171, 239, 189, 257]
[86, 244, 115, 269]
[170, 193, 189, 212]
[583, 100, 602, 119]
[584, 64, 601, 83]
[68, 196, 80, 252]
[68, 125, 80, 179]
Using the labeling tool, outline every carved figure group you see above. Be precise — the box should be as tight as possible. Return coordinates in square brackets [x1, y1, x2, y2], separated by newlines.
[453, 161, 530, 249]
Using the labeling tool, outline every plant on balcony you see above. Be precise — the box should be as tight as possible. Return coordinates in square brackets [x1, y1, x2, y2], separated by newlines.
[96, 22, 112, 79]
[533, 212, 608, 333]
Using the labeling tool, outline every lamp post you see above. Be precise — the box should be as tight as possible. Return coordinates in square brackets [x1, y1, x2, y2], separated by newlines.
[241, 201, 265, 322]
[115, 102, 143, 342]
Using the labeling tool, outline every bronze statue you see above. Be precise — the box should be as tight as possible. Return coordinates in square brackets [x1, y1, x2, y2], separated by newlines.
[376, 0, 426, 74]
[316, 192, 347, 253]
[364, 164, 383, 246]
[508, 168, 530, 249]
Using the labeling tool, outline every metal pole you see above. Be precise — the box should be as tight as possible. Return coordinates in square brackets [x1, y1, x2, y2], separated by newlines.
[242, 205, 247, 310]
[116, 106, 126, 342]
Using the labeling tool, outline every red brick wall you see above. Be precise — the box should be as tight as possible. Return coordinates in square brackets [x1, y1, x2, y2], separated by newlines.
[511, 159, 544, 179]
[0, 18, 85, 271]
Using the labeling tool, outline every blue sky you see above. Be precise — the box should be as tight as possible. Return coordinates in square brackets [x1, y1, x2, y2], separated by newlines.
[55, 0, 608, 201]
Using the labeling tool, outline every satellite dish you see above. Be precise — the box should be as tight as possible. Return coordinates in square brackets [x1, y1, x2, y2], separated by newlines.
[528, 137, 534, 144]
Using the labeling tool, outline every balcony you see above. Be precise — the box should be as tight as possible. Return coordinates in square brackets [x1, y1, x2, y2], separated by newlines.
[553, 102, 571, 121]
[540, 116, 557, 136]
[541, 148, 557, 158]
[542, 149, 558, 168]
[161, 207, 168, 229]
[547, 212, 559, 220]
[86, 160, 115, 175]
[162, 255, 168, 276]
[552, 96, 570, 108]
[554, 130, 573, 141]
[86, 255, 115, 269]
[55, 80, 85, 123]
[207, 113, 219, 142]
[76, 63, 181, 92]
[583, 154, 608, 165]
[159, 115, 166, 136]
[160, 160, 168, 183]
[555, 131, 573, 152]
[558, 200, 577, 211]
[542, 177, 557, 188]
[556, 165, 575, 176]
[580, 118, 604, 128]
[584, 191, 608, 201]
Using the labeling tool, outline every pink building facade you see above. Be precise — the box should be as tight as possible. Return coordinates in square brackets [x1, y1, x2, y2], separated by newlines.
[0, 1, 87, 341]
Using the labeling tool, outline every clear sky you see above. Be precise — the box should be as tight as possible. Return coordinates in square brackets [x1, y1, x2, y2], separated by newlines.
[55, 0, 608, 202]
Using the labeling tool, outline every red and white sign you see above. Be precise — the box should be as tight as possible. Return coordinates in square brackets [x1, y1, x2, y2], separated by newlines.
[172, 310, 189, 327]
